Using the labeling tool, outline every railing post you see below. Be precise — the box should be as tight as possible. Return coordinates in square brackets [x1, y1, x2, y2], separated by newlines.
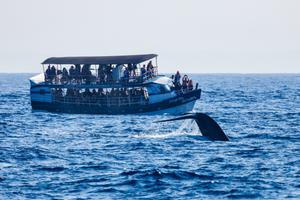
[128, 95, 131, 106]
[106, 93, 109, 107]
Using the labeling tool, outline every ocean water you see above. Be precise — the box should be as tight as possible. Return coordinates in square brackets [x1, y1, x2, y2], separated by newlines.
[0, 73, 299, 199]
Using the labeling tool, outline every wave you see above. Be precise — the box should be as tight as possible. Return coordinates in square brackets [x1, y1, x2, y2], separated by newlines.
[38, 166, 66, 172]
[1, 74, 300, 199]
[120, 169, 213, 181]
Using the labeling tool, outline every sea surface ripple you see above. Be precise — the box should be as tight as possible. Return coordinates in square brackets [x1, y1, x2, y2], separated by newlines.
[0, 73, 299, 199]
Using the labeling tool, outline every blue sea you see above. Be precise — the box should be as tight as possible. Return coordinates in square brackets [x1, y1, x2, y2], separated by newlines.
[0, 73, 299, 199]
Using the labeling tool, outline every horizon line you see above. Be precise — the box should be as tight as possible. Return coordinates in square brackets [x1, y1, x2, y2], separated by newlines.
[0, 72, 299, 75]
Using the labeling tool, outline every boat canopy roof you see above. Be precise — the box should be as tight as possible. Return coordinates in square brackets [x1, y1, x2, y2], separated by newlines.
[42, 54, 158, 65]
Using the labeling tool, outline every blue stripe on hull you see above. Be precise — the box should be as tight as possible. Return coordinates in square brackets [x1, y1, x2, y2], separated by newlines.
[31, 89, 201, 115]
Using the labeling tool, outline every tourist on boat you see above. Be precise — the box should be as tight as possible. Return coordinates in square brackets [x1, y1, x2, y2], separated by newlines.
[123, 67, 130, 82]
[147, 61, 153, 71]
[75, 64, 81, 82]
[97, 88, 104, 96]
[81, 64, 93, 84]
[83, 89, 92, 98]
[174, 71, 181, 84]
[188, 79, 193, 91]
[98, 65, 105, 83]
[121, 88, 128, 97]
[112, 65, 121, 82]
[106, 65, 113, 82]
[81, 65, 87, 82]
[169, 74, 175, 85]
[147, 61, 154, 77]
[57, 69, 62, 75]
[110, 88, 115, 97]
[127, 63, 133, 77]
[141, 65, 147, 81]
[182, 80, 187, 90]
[53, 86, 150, 106]
[66, 88, 74, 100]
[174, 70, 181, 90]
[69, 65, 76, 81]
[45, 65, 51, 82]
[50, 65, 57, 82]
[182, 74, 189, 90]
[141, 65, 146, 75]
[61, 67, 69, 83]
[133, 64, 137, 76]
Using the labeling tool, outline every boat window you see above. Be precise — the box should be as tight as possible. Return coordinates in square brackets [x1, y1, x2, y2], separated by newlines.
[146, 84, 159, 95]
[147, 84, 170, 95]
[163, 85, 171, 92]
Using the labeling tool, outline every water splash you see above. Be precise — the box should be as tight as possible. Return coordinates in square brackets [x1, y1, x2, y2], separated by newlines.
[132, 119, 201, 139]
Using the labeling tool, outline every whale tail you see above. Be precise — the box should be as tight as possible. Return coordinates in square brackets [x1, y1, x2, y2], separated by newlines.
[155, 113, 229, 141]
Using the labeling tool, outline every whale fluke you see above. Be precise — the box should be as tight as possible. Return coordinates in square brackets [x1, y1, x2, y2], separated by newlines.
[155, 113, 229, 141]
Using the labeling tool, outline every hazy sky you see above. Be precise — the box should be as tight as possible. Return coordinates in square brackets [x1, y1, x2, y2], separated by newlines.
[0, 0, 299, 73]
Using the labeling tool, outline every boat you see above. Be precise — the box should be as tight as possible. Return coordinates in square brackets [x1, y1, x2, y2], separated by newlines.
[29, 54, 201, 114]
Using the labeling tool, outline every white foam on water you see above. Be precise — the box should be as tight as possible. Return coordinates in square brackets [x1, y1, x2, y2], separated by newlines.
[132, 119, 202, 139]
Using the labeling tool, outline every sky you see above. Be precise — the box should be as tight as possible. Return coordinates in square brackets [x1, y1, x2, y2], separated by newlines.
[0, 0, 299, 73]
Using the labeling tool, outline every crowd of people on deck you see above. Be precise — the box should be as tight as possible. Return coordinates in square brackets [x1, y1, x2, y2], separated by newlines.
[50, 69, 196, 107]
[53, 87, 149, 105]
[46, 61, 196, 106]
[44, 61, 156, 84]
[170, 71, 194, 91]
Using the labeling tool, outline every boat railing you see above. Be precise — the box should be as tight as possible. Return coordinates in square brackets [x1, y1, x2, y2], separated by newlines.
[52, 94, 148, 107]
[44, 66, 158, 86]
[173, 82, 199, 95]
